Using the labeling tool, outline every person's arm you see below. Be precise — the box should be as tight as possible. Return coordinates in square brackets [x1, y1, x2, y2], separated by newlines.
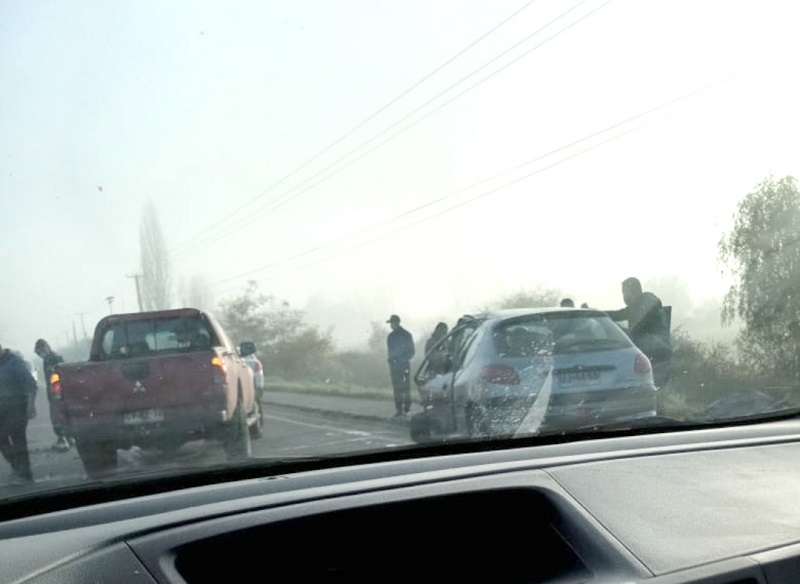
[605, 307, 629, 322]
[403, 332, 415, 362]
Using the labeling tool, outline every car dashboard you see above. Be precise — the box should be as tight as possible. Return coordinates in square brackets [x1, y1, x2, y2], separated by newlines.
[4, 420, 800, 583]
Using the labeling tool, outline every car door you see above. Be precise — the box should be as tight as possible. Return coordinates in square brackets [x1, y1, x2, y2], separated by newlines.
[448, 324, 484, 432]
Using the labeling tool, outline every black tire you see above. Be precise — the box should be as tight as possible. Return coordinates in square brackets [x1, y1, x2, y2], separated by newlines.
[249, 400, 263, 440]
[76, 439, 118, 479]
[223, 399, 252, 461]
[409, 413, 432, 443]
[157, 437, 184, 456]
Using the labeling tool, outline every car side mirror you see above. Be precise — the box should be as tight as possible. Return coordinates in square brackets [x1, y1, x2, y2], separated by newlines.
[239, 341, 256, 357]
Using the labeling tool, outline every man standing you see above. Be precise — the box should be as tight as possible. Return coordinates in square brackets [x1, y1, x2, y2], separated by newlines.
[34, 339, 69, 452]
[605, 277, 673, 388]
[386, 315, 415, 417]
[0, 342, 38, 484]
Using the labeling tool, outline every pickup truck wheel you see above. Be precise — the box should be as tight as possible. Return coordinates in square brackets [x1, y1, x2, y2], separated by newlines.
[157, 438, 184, 456]
[223, 399, 252, 461]
[249, 401, 263, 440]
[76, 439, 117, 479]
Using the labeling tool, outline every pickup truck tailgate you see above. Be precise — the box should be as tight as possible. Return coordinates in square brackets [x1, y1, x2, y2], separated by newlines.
[61, 352, 223, 422]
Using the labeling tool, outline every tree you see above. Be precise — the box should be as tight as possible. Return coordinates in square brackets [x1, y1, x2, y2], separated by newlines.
[719, 175, 800, 379]
[218, 281, 334, 379]
[492, 286, 565, 309]
[140, 201, 171, 310]
[178, 275, 213, 310]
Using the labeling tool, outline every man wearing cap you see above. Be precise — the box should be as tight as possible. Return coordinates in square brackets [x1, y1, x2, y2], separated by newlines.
[386, 315, 415, 417]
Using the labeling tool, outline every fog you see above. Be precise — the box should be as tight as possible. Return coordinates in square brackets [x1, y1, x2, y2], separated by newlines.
[2, 0, 797, 358]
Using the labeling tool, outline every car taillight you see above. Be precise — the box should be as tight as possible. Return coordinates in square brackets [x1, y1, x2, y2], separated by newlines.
[50, 372, 63, 397]
[256, 361, 263, 373]
[212, 356, 228, 382]
[634, 353, 652, 374]
[480, 364, 519, 385]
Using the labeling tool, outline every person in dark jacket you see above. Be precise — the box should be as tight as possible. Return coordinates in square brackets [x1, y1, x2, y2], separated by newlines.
[34, 339, 70, 452]
[605, 277, 673, 388]
[424, 322, 450, 376]
[386, 315, 415, 417]
[0, 343, 38, 483]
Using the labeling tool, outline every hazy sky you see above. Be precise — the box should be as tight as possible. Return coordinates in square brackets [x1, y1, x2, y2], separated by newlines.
[2, 0, 799, 354]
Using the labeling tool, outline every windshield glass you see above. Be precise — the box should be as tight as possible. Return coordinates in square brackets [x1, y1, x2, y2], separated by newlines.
[2, 0, 800, 501]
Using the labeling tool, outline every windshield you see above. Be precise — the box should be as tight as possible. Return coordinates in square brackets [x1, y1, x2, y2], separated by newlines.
[2, 0, 800, 501]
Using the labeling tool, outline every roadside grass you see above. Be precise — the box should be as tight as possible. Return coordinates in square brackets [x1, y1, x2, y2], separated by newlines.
[267, 377, 394, 400]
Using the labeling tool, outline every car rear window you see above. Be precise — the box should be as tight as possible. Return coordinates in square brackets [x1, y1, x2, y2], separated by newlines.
[99, 316, 216, 360]
[493, 312, 632, 357]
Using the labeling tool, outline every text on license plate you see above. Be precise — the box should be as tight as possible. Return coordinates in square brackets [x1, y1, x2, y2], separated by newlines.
[558, 370, 601, 385]
[123, 409, 165, 425]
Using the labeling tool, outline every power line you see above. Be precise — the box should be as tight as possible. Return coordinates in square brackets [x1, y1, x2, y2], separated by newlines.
[168, 0, 541, 258]
[171, 0, 604, 260]
[210, 70, 746, 292]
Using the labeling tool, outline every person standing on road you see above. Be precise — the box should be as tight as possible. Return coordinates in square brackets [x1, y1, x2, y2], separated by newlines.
[34, 339, 69, 452]
[0, 342, 38, 484]
[424, 322, 449, 376]
[386, 315, 415, 417]
[605, 277, 673, 388]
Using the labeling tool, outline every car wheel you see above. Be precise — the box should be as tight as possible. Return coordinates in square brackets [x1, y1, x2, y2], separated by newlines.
[410, 412, 433, 443]
[76, 439, 118, 479]
[223, 398, 252, 461]
[466, 403, 490, 438]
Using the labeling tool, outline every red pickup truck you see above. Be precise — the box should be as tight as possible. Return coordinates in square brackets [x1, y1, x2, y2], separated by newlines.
[51, 308, 261, 478]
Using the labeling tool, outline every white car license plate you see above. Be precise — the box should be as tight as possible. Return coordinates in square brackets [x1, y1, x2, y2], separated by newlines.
[558, 370, 601, 386]
[123, 409, 165, 425]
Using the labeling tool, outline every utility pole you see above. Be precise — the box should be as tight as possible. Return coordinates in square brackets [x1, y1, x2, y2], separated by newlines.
[72, 320, 78, 345]
[76, 312, 88, 340]
[106, 296, 115, 314]
[126, 273, 144, 312]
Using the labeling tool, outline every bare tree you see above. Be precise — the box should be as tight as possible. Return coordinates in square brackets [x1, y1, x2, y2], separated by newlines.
[177, 275, 212, 310]
[139, 201, 171, 310]
[187, 274, 213, 311]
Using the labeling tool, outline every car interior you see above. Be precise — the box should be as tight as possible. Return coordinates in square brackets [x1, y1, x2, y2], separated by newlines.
[3, 415, 800, 583]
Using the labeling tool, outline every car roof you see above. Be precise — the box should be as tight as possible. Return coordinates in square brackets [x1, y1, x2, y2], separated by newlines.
[460, 307, 607, 322]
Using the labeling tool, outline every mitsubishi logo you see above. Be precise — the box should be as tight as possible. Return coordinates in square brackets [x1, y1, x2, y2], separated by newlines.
[133, 380, 146, 393]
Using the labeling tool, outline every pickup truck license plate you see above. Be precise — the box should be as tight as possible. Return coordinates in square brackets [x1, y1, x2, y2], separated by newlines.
[123, 409, 165, 425]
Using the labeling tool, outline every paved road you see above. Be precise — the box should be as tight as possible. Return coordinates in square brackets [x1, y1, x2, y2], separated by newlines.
[3, 390, 414, 497]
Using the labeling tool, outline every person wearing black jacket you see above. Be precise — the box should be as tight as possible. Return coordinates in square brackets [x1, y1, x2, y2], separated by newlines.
[386, 315, 415, 417]
[34, 339, 70, 452]
[0, 343, 38, 483]
[605, 277, 673, 388]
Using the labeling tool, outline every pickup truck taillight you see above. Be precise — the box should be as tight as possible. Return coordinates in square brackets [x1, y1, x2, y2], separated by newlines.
[211, 356, 228, 383]
[50, 373, 63, 398]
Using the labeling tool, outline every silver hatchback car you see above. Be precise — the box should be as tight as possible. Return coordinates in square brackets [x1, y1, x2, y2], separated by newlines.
[412, 308, 658, 441]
